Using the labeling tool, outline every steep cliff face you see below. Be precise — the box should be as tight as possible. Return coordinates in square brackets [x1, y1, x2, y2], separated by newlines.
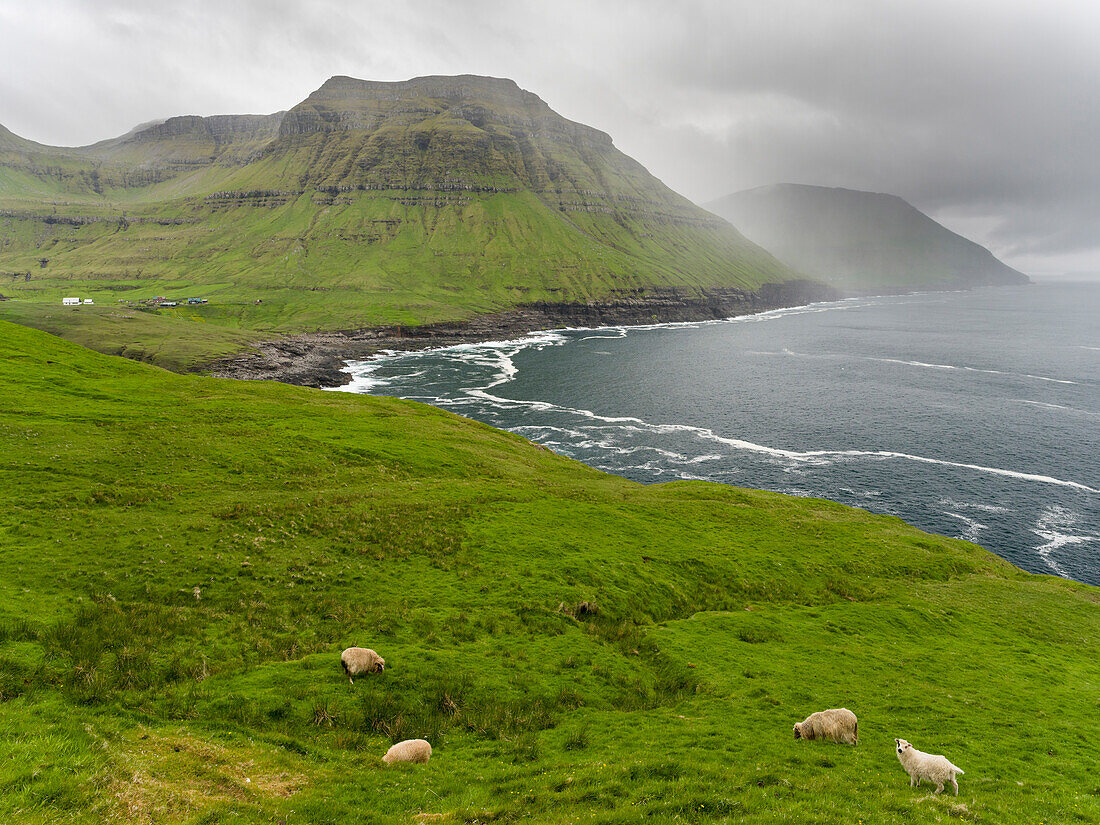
[268, 75, 706, 223]
[149, 113, 284, 141]
[80, 112, 286, 168]
[708, 184, 1029, 289]
[280, 75, 609, 143]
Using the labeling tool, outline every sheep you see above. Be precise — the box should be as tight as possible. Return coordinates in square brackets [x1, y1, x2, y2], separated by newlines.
[894, 738, 964, 795]
[382, 738, 432, 765]
[340, 647, 385, 683]
[793, 708, 858, 745]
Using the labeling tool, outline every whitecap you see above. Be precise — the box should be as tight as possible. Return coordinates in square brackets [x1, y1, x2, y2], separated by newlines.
[737, 348, 1078, 385]
[938, 498, 1012, 515]
[449, 383, 1100, 494]
[944, 511, 989, 543]
[1015, 399, 1070, 411]
[1032, 506, 1099, 577]
[1013, 399, 1100, 418]
[853, 355, 1077, 385]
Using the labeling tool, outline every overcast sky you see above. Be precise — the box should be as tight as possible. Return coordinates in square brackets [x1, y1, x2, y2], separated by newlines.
[1, 0, 1097, 275]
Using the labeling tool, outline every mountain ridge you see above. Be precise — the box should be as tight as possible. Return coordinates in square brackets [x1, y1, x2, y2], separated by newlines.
[0, 74, 811, 372]
[707, 183, 1029, 290]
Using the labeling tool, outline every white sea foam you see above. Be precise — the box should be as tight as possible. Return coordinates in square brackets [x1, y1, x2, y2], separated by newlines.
[840, 487, 886, 500]
[872, 357, 1077, 384]
[1016, 400, 1070, 411]
[325, 363, 392, 392]
[944, 511, 989, 542]
[1032, 506, 1099, 577]
[440, 372, 1100, 495]
[749, 349, 1080, 385]
[781, 488, 815, 498]
[579, 330, 627, 341]
[331, 295, 891, 395]
[511, 425, 591, 439]
[1014, 399, 1100, 418]
[511, 295, 880, 341]
[938, 498, 1011, 515]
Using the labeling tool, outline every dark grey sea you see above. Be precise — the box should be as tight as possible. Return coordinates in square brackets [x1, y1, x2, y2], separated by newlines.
[335, 282, 1100, 584]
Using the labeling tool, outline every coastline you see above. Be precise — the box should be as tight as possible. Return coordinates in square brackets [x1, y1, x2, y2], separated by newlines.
[203, 280, 840, 388]
[305, 280, 1097, 586]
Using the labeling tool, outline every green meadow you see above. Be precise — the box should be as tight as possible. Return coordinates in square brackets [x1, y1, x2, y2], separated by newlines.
[2, 319, 1098, 824]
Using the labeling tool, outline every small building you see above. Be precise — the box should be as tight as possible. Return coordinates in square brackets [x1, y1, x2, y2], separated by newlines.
[62, 297, 80, 306]
[161, 301, 178, 307]
[82, 298, 94, 305]
[186, 297, 205, 304]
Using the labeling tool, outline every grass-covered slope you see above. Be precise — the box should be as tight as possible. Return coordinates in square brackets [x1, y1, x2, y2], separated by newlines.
[707, 184, 1029, 290]
[0, 76, 801, 370]
[1, 320, 1097, 824]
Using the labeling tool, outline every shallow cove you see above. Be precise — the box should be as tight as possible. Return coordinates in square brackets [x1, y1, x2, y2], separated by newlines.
[334, 282, 1100, 585]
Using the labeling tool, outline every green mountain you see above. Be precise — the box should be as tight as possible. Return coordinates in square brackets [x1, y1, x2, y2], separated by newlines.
[1, 319, 1097, 824]
[0, 76, 809, 370]
[707, 184, 1029, 291]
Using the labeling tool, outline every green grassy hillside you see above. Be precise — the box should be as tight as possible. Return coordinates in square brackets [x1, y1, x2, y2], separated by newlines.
[707, 184, 1029, 290]
[0, 76, 801, 370]
[1, 320, 1097, 824]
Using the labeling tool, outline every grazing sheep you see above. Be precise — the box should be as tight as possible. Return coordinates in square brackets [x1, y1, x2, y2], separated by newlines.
[793, 708, 858, 745]
[894, 738, 964, 795]
[383, 738, 432, 764]
[340, 647, 385, 683]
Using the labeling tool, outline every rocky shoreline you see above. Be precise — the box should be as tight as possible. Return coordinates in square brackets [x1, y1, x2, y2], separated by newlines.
[203, 280, 840, 389]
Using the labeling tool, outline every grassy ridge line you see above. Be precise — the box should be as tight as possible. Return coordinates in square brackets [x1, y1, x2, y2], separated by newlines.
[1, 320, 1098, 823]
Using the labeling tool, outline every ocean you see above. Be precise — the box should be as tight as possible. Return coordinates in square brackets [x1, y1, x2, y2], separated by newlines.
[334, 282, 1100, 585]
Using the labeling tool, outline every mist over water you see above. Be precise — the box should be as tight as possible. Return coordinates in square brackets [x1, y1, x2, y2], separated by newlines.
[335, 283, 1100, 585]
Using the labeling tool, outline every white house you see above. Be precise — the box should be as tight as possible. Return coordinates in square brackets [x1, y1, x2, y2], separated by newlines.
[82, 298, 94, 305]
[62, 297, 80, 306]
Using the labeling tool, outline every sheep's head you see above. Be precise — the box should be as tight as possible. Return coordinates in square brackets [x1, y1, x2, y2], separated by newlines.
[374, 658, 386, 673]
[895, 738, 912, 756]
[793, 723, 802, 739]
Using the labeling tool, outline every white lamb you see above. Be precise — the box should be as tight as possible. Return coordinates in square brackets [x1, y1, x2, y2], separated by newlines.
[894, 738, 965, 795]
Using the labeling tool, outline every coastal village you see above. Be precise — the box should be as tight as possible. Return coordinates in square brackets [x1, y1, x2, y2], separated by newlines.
[62, 295, 208, 307]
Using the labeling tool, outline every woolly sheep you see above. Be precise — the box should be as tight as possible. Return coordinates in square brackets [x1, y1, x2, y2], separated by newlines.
[792, 708, 858, 745]
[340, 647, 385, 683]
[894, 738, 965, 795]
[382, 738, 432, 764]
